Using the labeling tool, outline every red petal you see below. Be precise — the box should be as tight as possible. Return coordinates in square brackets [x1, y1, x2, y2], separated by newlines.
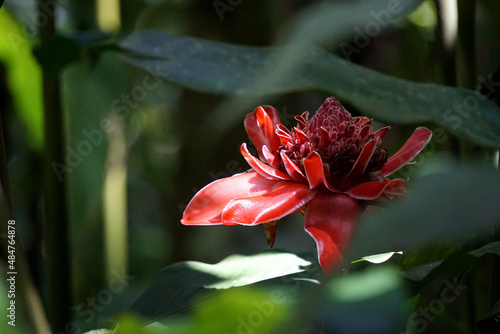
[295, 111, 309, 128]
[304, 194, 360, 273]
[381, 127, 432, 176]
[241, 143, 291, 181]
[345, 139, 376, 182]
[262, 145, 280, 168]
[280, 151, 307, 183]
[373, 126, 390, 141]
[181, 172, 283, 225]
[244, 106, 282, 160]
[345, 179, 407, 200]
[294, 128, 310, 142]
[221, 182, 315, 225]
[303, 151, 337, 191]
[276, 125, 292, 146]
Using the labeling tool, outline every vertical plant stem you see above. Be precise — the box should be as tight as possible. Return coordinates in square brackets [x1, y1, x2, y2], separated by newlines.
[457, 0, 478, 160]
[103, 115, 128, 283]
[457, 1, 479, 331]
[434, 0, 457, 86]
[434, 0, 460, 156]
[456, 0, 476, 89]
[38, 0, 71, 331]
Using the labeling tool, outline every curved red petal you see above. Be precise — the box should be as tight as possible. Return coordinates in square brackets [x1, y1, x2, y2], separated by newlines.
[381, 127, 433, 176]
[304, 194, 360, 273]
[276, 125, 293, 146]
[345, 139, 376, 182]
[345, 179, 407, 200]
[181, 172, 283, 225]
[303, 151, 337, 191]
[280, 151, 307, 183]
[241, 143, 291, 181]
[262, 145, 280, 168]
[373, 126, 390, 141]
[244, 106, 282, 160]
[222, 182, 315, 225]
[294, 128, 310, 142]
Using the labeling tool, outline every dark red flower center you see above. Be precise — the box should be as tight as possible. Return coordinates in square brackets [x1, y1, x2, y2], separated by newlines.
[282, 98, 387, 187]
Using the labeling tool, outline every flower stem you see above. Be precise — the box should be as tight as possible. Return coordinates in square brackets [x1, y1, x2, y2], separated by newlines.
[38, 0, 72, 331]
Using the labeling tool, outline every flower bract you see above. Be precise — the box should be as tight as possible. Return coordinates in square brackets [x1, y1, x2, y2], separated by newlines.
[182, 97, 432, 272]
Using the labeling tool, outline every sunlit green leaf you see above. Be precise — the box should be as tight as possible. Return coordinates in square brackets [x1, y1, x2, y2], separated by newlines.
[0, 10, 43, 149]
[130, 251, 316, 322]
[353, 251, 403, 264]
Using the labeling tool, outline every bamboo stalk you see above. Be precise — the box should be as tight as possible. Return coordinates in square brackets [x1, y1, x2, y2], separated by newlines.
[456, 0, 476, 90]
[38, 0, 72, 331]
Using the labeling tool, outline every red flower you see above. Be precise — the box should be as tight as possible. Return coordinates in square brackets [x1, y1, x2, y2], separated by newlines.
[181, 98, 432, 272]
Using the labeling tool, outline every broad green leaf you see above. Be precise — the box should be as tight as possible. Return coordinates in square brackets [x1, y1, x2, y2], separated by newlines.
[323, 266, 408, 333]
[0, 10, 43, 149]
[282, 265, 408, 334]
[399, 242, 460, 273]
[118, 30, 500, 148]
[469, 240, 500, 258]
[130, 251, 316, 322]
[329, 266, 402, 302]
[116, 0, 500, 147]
[160, 288, 292, 334]
[348, 164, 500, 262]
[402, 240, 500, 283]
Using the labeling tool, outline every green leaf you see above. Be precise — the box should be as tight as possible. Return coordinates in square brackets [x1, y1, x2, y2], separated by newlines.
[284, 265, 408, 334]
[399, 242, 461, 273]
[354, 251, 403, 264]
[469, 240, 500, 258]
[0, 10, 43, 149]
[402, 241, 500, 284]
[130, 251, 316, 322]
[161, 288, 292, 334]
[349, 165, 500, 261]
[118, 29, 500, 148]
[323, 266, 407, 333]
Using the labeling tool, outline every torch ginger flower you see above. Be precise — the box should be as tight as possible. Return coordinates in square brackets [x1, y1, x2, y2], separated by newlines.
[181, 98, 432, 272]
